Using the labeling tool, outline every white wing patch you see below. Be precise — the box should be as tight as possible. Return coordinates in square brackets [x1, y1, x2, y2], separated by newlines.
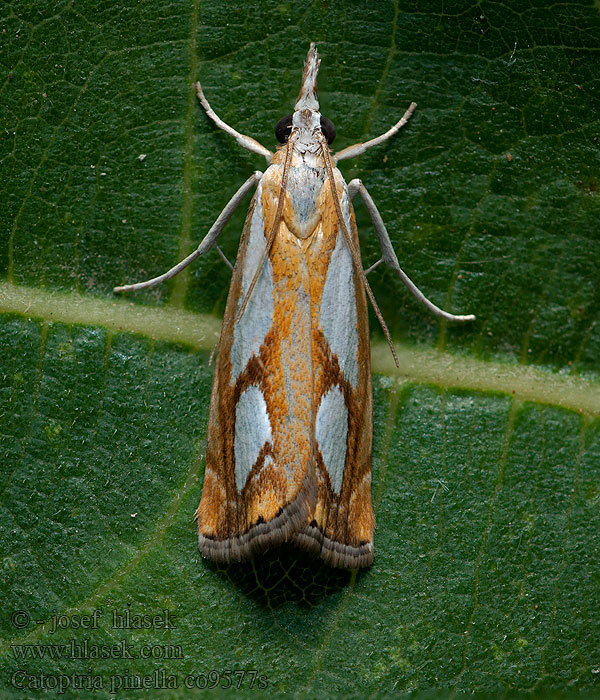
[231, 180, 274, 384]
[234, 385, 272, 491]
[315, 386, 348, 495]
[319, 190, 358, 387]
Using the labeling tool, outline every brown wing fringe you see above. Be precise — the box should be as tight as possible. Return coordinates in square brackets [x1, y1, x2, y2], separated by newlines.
[293, 526, 374, 569]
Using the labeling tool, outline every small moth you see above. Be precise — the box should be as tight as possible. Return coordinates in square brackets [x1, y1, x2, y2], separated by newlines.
[115, 45, 474, 568]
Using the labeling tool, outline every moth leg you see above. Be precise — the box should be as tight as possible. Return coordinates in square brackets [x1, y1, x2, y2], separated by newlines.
[363, 259, 383, 275]
[196, 83, 273, 163]
[347, 178, 475, 322]
[114, 171, 262, 293]
[334, 102, 417, 162]
[215, 245, 233, 271]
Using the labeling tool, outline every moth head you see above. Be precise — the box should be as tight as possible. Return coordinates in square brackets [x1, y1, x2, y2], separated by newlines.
[275, 43, 336, 147]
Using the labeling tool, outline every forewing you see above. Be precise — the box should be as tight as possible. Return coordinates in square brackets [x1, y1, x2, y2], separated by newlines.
[196, 168, 316, 563]
[293, 173, 375, 568]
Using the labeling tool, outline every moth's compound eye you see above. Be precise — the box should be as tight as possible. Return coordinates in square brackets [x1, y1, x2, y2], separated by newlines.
[320, 116, 336, 145]
[275, 115, 293, 143]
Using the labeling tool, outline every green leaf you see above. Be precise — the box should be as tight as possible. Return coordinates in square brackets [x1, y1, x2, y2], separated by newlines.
[1, 2, 599, 698]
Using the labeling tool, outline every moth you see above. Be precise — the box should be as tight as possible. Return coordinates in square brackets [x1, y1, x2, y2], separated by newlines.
[115, 44, 474, 568]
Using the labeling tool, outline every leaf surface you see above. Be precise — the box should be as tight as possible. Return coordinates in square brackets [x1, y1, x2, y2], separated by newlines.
[1, 1, 599, 697]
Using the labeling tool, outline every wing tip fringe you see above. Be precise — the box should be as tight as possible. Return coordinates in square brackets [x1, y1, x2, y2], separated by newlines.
[293, 525, 373, 569]
[198, 499, 374, 570]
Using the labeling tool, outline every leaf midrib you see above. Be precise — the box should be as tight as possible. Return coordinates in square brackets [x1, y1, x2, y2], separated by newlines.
[1, 280, 599, 416]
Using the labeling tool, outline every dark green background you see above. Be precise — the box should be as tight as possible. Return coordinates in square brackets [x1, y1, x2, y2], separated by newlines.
[1, 1, 599, 697]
